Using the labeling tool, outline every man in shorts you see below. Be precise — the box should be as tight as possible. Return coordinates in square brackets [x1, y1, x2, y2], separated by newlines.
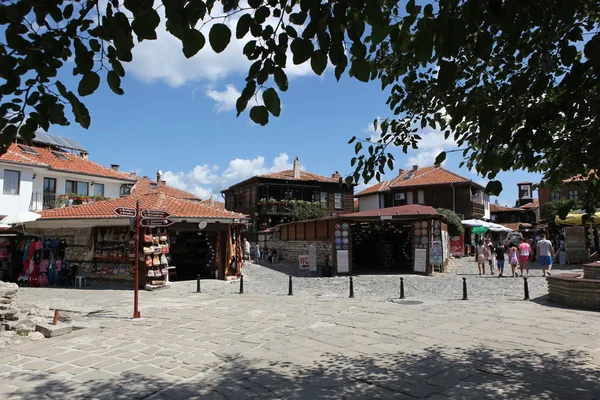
[536, 233, 555, 276]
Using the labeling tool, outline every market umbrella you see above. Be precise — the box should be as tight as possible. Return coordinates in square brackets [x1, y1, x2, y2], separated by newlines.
[0, 223, 11, 229]
[555, 212, 600, 226]
[0, 211, 41, 225]
[472, 226, 488, 234]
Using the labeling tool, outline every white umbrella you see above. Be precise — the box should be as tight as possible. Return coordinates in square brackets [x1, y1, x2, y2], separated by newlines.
[0, 211, 41, 225]
[0, 223, 12, 229]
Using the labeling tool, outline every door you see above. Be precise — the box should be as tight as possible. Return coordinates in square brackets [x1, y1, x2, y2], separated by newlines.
[43, 178, 57, 209]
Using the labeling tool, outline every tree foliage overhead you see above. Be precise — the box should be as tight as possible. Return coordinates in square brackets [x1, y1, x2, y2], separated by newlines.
[282, 200, 330, 223]
[541, 198, 584, 220]
[435, 208, 463, 237]
[1, 0, 599, 210]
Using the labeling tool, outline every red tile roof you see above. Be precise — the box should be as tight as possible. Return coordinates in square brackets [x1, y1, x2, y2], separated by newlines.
[341, 204, 439, 218]
[389, 166, 477, 188]
[39, 193, 247, 220]
[259, 170, 339, 183]
[355, 181, 390, 197]
[520, 199, 539, 209]
[199, 198, 225, 210]
[132, 178, 200, 200]
[0, 143, 136, 181]
[490, 204, 517, 213]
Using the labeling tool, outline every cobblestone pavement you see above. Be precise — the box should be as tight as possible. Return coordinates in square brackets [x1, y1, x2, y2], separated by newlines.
[1, 258, 598, 399]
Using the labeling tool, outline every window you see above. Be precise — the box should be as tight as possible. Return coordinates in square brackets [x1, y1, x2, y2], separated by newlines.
[18, 144, 39, 156]
[407, 192, 414, 204]
[43, 178, 56, 194]
[320, 191, 328, 208]
[3, 170, 20, 195]
[51, 151, 69, 161]
[550, 192, 561, 201]
[66, 180, 88, 196]
[417, 190, 425, 204]
[568, 190, 579, 200]
[334, 193, 343, 209]
[120, 184, 132, 197]
[94, 183, 105, 197]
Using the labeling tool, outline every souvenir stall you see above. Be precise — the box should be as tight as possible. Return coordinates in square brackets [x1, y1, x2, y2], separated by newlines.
[555, 212, 600, 264]
[0, 236, 40, 283]
[224, 224, 244, 280]
[351, 221, 413, 273]
[141, 227, 170, 289]
[94, 227, 135, 279]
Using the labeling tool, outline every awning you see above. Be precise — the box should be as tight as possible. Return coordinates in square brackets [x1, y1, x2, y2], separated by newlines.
[555, 212, 600, 226]
[462, 219, 513, 232]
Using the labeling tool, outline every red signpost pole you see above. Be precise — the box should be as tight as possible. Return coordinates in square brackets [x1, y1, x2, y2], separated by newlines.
[133, 200, 141, 319]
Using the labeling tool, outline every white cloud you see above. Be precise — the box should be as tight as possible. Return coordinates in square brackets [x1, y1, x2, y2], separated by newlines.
[364, 117, 383, 142]
[205, 84, 240, 112]
[162, 153, 303, 200]
[406, 129, 457, 167]
[127, 6, 316, 88]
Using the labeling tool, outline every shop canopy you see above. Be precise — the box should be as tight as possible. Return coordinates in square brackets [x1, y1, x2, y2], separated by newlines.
[555, 212, 600, 226]
[340, 204, 439, 221]
[461, 219, 513, 232]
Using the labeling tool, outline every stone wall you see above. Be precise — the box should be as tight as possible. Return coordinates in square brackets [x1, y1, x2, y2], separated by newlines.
[264, 238, 332, 270]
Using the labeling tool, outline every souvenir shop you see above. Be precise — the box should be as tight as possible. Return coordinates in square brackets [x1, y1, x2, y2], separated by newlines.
[0, 233, 71, 287]
[93, 226, 136, 280]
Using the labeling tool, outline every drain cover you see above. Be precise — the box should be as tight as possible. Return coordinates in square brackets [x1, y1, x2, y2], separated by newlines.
[388, 299, 423, 305]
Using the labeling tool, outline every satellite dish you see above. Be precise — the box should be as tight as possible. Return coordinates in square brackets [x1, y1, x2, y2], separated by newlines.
[198, 220, 208, 230]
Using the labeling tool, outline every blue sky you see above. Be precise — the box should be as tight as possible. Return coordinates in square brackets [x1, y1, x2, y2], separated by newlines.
[46, 13, 541, 208]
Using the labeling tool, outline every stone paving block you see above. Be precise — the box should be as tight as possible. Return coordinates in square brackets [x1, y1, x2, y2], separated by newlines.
[126, 365, 165, 376]
[72, 369, 114, 383]
[106, 361, 141, 373]
[166, 367, 198, 379]
[35, 322, 72, 338]
[72, 355, 107, 367]
[20, 360, 57, 371]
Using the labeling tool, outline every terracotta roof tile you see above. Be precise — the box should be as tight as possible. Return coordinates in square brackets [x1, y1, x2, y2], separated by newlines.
[259, 170, 339, 183]
[520, 199, 539, 209]
[341, 204, 438, 218]
[132, 178, 200, 200]
[355, 181, 390, 197]
[490, 204, 517, 213]
[199, 199, 225, 210]
[39, 192, 247, 220]
[389, 166, 476, 188]
[0, 143, 135, 181]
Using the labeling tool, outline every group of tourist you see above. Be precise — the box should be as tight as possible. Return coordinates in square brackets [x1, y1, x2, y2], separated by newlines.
[475, 234, 555, 277]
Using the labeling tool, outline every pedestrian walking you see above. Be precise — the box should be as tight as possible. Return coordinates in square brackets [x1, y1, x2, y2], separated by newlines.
[487, 241, 496, 275]
[536, 233, 555, 276]
[508, 243, 519, 277]
[243, 238, 251, 262]
[495, 241, 507, 277]
[518, 238, 531, 277]
[255, 243, 261, 263]
[476, 241, 487, 275]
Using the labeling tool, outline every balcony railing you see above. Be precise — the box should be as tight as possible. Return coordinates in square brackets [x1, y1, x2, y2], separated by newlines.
[258, 200, 322, 215]
[471, 201, 485, 217]
[30, 192, 109, 211]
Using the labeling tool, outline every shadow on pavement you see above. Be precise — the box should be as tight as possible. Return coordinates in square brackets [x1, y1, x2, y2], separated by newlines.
[8, 346, 599, 399]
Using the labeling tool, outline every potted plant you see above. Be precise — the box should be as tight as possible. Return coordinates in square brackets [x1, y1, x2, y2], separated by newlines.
[258, 198, 266, 205]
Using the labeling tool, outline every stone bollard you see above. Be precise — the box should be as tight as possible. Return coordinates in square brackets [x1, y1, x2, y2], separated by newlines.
[462, 277, 468, 300]
[0, 281, 20, 326]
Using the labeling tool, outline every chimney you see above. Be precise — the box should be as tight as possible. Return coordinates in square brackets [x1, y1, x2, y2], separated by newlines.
[398, 168, 405, 176]
[434, 163, 440, 168]
[81, 152, 89, 160]
[332, 170, 341, 179]
[293, 157, 300, 179]
[209, 196, 214, 207]
[161, 180, 167, 187]
[156, 169, 163, 187]
[110, 164, 120, 172]
[412, 164, 419, 171]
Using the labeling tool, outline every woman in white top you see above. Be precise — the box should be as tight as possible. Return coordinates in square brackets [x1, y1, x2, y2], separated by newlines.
[476, 240, 487, 275]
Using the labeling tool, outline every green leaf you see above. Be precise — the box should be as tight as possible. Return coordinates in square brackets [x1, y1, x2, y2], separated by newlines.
[236, 14, 252, 39]
[262, 88, 281, 117]
[107, 70, 124, 95]
[485, 180, 503, 196]
[310, 50, 327, 75]
[437, 60, 457, 90]
[355, 142, 363, 153]
[63, 4, 74, 19]
[434, 151, 446, 165]
[370, 25, 390, 46]
[131, 8, 160, 41]
[209, 23, 232, 54]
[290, 38, 313, 65]
[78, 71, 100, 97]
[236, 96, 248, 117]
[351, 58, 370, 82]
[182, 29, 206, 58]
[273, 67, 288, 91]
[348, 136, 356, 144]
[249, 105, 269, 126]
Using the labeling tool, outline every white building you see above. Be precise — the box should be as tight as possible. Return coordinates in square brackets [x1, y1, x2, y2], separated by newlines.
[0, 132, 137, 217]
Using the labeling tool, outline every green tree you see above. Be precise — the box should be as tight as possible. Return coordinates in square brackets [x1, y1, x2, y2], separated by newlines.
[435, 208, 463, 237]
[541, 198, 584, 220]
[283, 201, 330, 223]
[1, 0, 599, 211]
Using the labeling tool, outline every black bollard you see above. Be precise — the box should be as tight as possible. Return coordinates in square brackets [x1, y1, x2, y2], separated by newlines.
[462, 277, 468, 300]
[349, 277, 355, 298]
[523, 277, 530, 300]
[400, 277, 405, 299]
[288, 276, 293, 296]
[196, 274, 201, 293]
[239, 275, 244, 294]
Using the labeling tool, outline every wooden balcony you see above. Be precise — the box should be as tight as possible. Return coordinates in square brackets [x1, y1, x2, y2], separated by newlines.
[471, 201, 485, 217]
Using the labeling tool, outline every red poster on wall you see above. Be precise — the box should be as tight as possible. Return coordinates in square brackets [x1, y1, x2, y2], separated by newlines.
[450, 234, 464, 257]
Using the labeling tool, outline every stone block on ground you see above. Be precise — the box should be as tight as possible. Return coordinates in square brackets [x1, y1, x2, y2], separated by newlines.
[35, 322, 72, 338]
[28, 332, 45, 341]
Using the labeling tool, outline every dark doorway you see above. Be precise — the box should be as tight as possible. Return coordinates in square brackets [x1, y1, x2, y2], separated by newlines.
[352, 222, 413, 273]
[169, 231, 217, 280]
[43, 178, 56, 209]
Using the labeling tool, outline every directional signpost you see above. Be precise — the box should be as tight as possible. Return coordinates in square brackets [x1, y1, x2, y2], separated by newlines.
[140, 209, 170, 219]
[113, 207, 136, 217]
[139, 218, 174, 227]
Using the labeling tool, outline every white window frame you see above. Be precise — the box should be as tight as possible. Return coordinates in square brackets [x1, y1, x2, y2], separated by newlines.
[407, 192, 414, 204]
[417, 190, 424, 204]
[94, 183, 105, 197]
[320, 191, 328, 208]
[3, 169, 20, 195]
[334, 192, 343, 210]
[568, 190, 579, 200]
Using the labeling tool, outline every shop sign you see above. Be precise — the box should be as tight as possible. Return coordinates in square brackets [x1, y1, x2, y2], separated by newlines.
[299, 255, 309, 271]
[139, 218, 174, 227]
[140, 209, 171, 219]
[113, 207, 136, 217]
